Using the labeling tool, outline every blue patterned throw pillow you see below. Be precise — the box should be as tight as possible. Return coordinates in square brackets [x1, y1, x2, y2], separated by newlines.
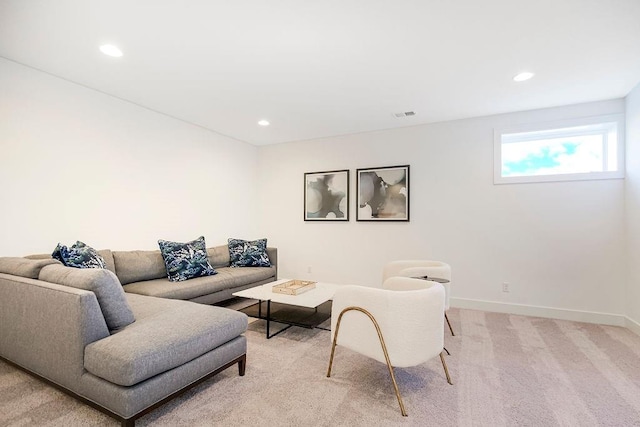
[158, 236, 217, 282]
[52, 241, 107, 269]
[228, 238, 271, 267]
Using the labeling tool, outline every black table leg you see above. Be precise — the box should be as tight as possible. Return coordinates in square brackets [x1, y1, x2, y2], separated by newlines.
[266, 300, 270, 339]
[238, 299, 329, 339]
[265, 299, 294, 339]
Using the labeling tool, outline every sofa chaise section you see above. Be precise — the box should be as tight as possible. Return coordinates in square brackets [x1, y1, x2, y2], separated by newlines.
[0, 258, 248, 426]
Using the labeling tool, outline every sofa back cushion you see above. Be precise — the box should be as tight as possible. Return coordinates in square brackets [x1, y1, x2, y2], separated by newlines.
[0, 257, 61, 279]
[39, 264, 135, 331]
[207, 244, 231, 268]
[112, 250, 167, 285]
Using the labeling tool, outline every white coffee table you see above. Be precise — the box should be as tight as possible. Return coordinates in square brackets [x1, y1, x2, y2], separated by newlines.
[233, 279, 338, 339]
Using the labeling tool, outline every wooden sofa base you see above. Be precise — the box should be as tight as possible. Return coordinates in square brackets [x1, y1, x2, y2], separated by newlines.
[1, 353, 247, 427]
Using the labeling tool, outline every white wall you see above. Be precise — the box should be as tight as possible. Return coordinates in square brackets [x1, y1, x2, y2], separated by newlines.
[0, 58, 259, 255]
[258, 99, 627, 324]
[625, 82, 640, 333]
[1, 55, 632, 326]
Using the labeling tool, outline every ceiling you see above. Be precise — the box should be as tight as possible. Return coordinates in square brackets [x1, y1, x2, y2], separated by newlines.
[1, 0, 640, 146]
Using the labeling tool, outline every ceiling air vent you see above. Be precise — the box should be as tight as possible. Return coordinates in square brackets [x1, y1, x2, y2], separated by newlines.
[393, 111, 416, 118]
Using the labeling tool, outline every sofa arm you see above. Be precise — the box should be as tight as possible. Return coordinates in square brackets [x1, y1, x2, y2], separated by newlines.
[0, 274, 110, 387]
[267, 247, 278, 279]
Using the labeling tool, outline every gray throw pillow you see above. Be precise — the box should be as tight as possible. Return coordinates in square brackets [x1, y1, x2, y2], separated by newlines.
[39, 264, 135, 331]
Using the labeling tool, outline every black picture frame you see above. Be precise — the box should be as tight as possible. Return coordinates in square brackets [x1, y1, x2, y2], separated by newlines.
[304, 169, 350, 221]
[356, 165, 410, 221]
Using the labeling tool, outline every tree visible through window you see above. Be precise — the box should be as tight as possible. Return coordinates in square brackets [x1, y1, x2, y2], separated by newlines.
[494, 116, 623, 184]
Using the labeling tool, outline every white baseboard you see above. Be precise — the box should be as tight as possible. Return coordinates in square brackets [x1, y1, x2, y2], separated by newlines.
[625, 316, 640, 336]
[450, 297, 626, 327]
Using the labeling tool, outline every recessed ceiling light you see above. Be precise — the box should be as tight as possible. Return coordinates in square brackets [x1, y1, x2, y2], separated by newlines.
[99, 44, 123, 57]
[513, 72, 534, 82]
[258, 120, 270, 126]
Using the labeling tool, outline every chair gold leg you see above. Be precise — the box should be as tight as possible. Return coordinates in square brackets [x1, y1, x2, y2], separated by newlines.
[385, 359, 407, 416]
[439, 351, 453, 385]
[327, 306, 408, 416]
[445, 312, 455, 336]
[326, 325, 340, 378]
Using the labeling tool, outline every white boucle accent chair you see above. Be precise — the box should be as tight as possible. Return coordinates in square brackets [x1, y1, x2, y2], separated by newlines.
[382, 260, 455, 336]
[326, 277, 452, 417]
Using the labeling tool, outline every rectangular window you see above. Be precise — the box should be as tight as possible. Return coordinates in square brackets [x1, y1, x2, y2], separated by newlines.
[494, 115, 624, 184]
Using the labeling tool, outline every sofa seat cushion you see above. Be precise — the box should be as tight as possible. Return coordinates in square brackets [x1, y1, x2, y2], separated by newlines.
[122, 266, 275, 300]
[219, 266, 277, 286]
[84, 294, 248, 386]
[122, 272, 234, 300]
[39, 264, 135, 331]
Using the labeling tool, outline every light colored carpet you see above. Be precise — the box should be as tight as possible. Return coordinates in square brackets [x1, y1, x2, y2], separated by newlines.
[1, 308, 640, 426]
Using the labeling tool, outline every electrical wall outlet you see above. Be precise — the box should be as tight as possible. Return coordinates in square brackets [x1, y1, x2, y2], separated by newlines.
[307, 266, 312, 274]
[502, 282, 510, 293]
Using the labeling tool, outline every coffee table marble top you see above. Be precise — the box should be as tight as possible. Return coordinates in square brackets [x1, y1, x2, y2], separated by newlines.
[233, 279, 338, 309]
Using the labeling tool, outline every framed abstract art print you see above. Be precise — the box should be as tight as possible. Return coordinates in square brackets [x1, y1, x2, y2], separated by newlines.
[304, 170, 349, 221]
[356, 165, 409, 221]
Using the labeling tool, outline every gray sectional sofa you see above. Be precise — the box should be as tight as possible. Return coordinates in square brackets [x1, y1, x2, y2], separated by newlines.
[0, 244, 278, 426]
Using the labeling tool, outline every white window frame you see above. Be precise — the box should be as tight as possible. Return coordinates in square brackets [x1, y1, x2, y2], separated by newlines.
[494, 114, 625, 184]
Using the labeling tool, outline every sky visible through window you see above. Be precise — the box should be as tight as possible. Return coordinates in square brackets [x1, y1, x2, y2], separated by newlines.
[502, 135, 604, 177]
